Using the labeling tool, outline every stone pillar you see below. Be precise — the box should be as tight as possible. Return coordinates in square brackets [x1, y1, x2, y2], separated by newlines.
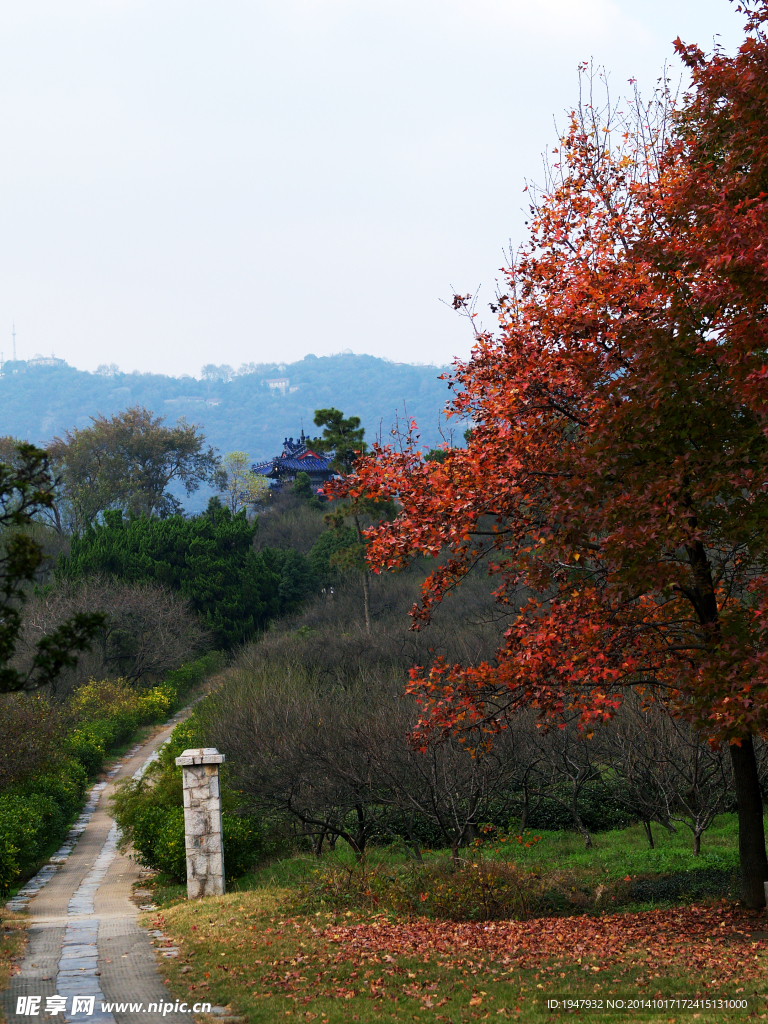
[174, 748, 226, 899]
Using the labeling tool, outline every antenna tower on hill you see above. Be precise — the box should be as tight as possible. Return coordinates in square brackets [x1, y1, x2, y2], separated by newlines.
[12, 322, 16, 361]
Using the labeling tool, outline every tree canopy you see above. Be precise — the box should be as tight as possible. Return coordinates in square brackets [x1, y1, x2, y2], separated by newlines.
[314, 408, 396, 632]
[338, 7, 768, 905]
[56, 500, 331, 649]
[48, 406, 222, 530]
[58, 504, 279, 650]
[312, 408, 367, 474]
[220, 451, 268, 515]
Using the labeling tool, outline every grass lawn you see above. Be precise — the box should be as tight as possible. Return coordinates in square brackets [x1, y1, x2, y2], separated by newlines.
[492, 817, 740, 877]
[147, 817, 768, 1024]
[235, 818, 744, 910]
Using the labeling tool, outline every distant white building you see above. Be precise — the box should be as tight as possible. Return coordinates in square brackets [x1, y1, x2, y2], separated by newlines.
[28, 354, 66, 367]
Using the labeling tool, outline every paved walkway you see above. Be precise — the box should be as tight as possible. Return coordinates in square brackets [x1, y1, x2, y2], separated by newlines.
[2, 711, 201, 1024]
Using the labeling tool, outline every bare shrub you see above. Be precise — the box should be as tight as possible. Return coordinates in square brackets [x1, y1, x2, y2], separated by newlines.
[293, 854, 551, 921]
[255, 558, 510, 685]
[13, 578, 208, 697]
[198, 654, 522, 861]
[0, 693, 63, 791]
[524, 721, 604, 849]
[604, 698, 734, 853]
[254, 489, 328, 554]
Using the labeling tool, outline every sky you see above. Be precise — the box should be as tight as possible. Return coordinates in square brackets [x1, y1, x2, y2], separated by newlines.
[0, 0, 746, 378]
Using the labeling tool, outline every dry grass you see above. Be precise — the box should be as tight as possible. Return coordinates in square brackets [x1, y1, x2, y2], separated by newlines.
[0, 913, 27, 1024]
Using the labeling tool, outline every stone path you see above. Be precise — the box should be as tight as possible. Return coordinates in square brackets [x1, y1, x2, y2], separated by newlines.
[1, 711, 207, 1024]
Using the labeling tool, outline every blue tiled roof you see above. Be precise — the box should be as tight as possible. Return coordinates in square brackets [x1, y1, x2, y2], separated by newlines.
[281, 456, 331, 471]
[253, 458, 332, 475]
[252, 431, 335, 477]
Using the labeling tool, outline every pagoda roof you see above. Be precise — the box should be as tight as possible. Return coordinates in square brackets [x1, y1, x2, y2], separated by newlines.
[252, 431, 335, 477]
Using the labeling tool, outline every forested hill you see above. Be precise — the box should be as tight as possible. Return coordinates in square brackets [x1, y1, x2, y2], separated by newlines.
[0, 351, 459, 463]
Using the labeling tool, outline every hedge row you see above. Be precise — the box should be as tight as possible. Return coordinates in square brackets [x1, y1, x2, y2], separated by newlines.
[65, 651, 224, 776]
[0, 760, 87, 893]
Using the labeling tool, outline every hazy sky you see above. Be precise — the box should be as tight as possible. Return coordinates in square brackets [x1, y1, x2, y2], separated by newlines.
[0, 0, 745, 378]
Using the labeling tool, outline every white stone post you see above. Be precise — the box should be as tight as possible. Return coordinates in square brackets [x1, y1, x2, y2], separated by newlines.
[174, 748, 226, 899]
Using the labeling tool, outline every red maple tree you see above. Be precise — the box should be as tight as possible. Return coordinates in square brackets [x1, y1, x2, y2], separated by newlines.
[335, 2, 768, 906]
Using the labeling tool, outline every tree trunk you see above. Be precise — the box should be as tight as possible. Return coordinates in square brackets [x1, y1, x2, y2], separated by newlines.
[642, 820, 655, 850]
[729, 736, 768, 908]
[309, 829, 325, 858]
[517, 778, 531, 835]
[570, 787, 592, 849]
[405, 812, 423, 863]
[403, 838, 423, 863]
[353, 513, 372, 634]
[693, 832, 701, 856]
[362, 571, 372, 634]
[574, 816, 593, 850]
[353, 803, 367, 861]
[50, 500, 65, 537]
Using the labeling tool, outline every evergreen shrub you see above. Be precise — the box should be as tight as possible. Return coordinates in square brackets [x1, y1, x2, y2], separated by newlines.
[0, 757, 89, 894]
[129, 804, 262, 883]
[162, 652, 225, 703]
[0, 795, 56, 872]
[58, 507, 283, 649]
[520, 783, 635, 834]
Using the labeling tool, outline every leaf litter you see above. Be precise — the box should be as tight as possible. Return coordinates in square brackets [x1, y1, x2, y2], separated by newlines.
[319, 902, 767, 986]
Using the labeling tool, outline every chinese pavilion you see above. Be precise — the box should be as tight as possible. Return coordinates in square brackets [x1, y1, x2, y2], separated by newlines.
[251, 431, 335, 491]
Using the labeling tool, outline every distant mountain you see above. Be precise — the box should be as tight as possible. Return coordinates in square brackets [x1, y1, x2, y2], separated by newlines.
[0, 353, 462, 512]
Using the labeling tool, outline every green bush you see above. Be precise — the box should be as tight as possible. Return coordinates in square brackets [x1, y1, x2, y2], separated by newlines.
[0, 748, 89, 894]
[65, 730, 106, 776]
[63, 673, 188, 775]
[0, 794, 54, 870]
[0, 831, 18, 893]
[131, 806, 187, 881]
[20, 761, 87, 821]
[155, 717, 205, 772]
[222, 815, 263, 878]
[520, 783, 635, 834]
[129, 804, 262, 883]
[65, 718, 123, 775]
[163, 652, 225, 705]
[0, 772, 90, 891]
